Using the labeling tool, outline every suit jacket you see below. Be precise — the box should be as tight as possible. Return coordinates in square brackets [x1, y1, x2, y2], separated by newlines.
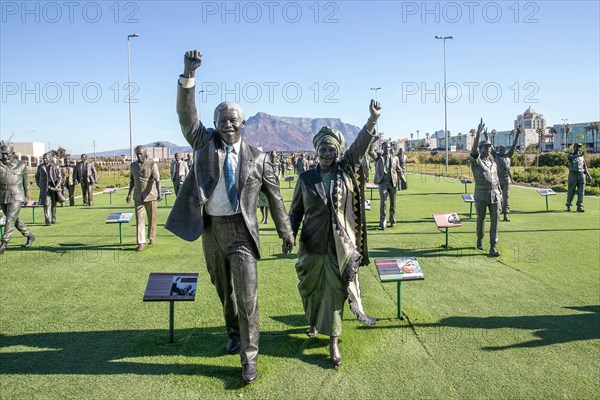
[35, 162, 62, 204]
[165, 82, 293, 258]
[74, 161, 97, 185]
[170, 159, 190, 182]
[61, 164, 75, 186]
[370, 151, 402, 187]
[0, 159, 28, 204]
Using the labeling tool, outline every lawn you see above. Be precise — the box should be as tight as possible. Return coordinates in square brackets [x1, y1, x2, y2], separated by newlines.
[1, 172, 598, 399]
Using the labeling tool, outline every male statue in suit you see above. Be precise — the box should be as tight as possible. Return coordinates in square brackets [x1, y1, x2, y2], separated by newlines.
[35, 152, 63, 225]
[170, 152, 189, 195]
[165, 50, 295, 384]
[370, 140, 403, 230]
[74, 154, 97, 206]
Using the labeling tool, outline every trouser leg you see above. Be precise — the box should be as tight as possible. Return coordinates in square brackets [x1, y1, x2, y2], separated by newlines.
[475, 201, 487, 241]
[68, 184, 75, 206]
[1, 203, 30, 242]
[489, 202, 499, 246]
[44, 195, 52, 224]
[145, 201, 157, 242]
[388, 185, 397, 224]
[134, 201, 146, 245]
[173, 180, 180, 196]
[576, 174, 585, 208]
[81, 184, 88, 205]
[87, 184, 94, 205]
[379, 184, 389, 227]
[203, 217, 259, 366]
[566, 173, 576, 206]
[500, 179, 509, 215]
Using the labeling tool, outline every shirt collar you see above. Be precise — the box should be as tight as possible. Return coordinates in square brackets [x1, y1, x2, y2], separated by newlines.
[223, 139, 242, 155]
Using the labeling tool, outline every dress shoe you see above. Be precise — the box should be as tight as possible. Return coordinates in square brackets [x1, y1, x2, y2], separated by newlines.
[51, 218, 56, 224]
[329, 337, 342, 367]
[476, 240, 484, 251]
[503, 214, 510, 222]
[242, 364, 257, 384]
[306, 326, 318, 338]
[148, 239, 156, 246]
[565, 204, 571, 212]
[577, 208, 585, 213]
[136, 244, 144, 251]
[0, 241, 7, 255]
[390, 223, 396, 228]
[23, 234, 35, 247]
[226, 337, 241, 354]
[489, 246, 500, 257]
[378, 225, 385, 231]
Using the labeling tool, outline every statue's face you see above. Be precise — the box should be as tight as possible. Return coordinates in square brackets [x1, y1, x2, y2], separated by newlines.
[81, 155, 87, 162]
[43, 154, 50, 164]
[317, 141, 337, 170]
[136, 149, 147, 163]
[216, 108, 244, 145]
[174, 153, 180, 161]
[498, 146, 506, 155]
[1, 152, 9, 163]
[479, 145, 490, 158]
[382, 142, 390, 155]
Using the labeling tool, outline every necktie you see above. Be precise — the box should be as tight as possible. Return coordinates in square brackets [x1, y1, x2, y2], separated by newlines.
[384, 157, 389, 174]
[224, 145, 239, 212]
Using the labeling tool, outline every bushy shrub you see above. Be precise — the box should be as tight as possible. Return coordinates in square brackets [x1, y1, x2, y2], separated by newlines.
[538, 152, 568, 167]
[589, 156, 600, 169]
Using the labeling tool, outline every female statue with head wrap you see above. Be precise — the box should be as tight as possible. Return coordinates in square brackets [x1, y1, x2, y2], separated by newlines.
[289, 99, 381, 367]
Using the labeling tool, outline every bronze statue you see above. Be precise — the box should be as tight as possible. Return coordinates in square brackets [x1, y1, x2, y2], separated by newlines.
[489, 125, 521, 221]
[170, 152, 190, 196]
[35, 152, 63, 225]
[126, 145, 162, 251]
[0, 143, 35, 254]
[470, 119, 501, 256]
[165, 50, 294, 384]
[566, 143, 592, 212]
[74, 154, 97, 206]
[60, 156, 76, 206]
[289, 100, 380, 368]
[369, 140, 404, 230]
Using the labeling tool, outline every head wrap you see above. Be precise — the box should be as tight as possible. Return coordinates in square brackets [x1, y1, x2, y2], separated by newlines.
[313, 126, 345, 153]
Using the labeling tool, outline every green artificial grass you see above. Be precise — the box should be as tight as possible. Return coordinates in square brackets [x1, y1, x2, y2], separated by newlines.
[1, 173, 598, 399]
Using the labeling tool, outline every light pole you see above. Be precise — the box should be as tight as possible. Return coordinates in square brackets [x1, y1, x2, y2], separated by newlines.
[435, 35, 453, 173]
[561, 119, 568, 150]
[127, 33, 141, 162]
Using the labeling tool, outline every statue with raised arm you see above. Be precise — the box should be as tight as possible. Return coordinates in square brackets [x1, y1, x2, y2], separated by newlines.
[165, 50, 294, 384]
[469, 119, 502, 257]
[488, 125, 521, 221]
[566, 143, 592, 212]
[289, 100, 380, 368]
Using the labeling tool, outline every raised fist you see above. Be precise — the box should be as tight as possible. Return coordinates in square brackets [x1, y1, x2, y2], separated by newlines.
[183, 50, 202, 76]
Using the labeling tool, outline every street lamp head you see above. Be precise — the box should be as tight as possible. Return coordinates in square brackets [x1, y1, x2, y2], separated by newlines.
[128, 33, 141, 38]
[447, 36, 454, 39]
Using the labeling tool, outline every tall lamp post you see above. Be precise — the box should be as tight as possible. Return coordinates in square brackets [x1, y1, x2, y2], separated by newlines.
[435, 35, 453, 173]
[127, 33, 141, 162]
[561, 118, 568, 150]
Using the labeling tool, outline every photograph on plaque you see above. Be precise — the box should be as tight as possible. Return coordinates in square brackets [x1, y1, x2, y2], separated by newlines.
[537, 189, 555, 196]
[447, 213, 461, 224]
[462, 194, 474, 202]
[170, 276, 197, 297]
[375, 257, 425, 281]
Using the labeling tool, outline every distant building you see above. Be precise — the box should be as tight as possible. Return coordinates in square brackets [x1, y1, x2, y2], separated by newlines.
[146, 146, 171, 161]
[513, 107, 548, 150]
[10, 142, 45, 167]
[551, 122, 596, 152]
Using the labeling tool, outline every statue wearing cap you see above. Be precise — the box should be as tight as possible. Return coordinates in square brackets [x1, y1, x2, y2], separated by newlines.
[490, 126, 521, 221]
[0, 143, 35, 254]
[469, 119, 502, 257]
[566, 143, 592, 212]
[289, 99, 381, 367]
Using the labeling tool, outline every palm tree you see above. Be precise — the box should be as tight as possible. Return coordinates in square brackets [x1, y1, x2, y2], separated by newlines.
[565, 124, 573, 147]
[587, 121, 600, 153]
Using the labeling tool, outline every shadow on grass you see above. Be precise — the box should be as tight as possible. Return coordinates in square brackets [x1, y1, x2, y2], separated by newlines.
[369, 246, 486, 260]
[0, 318, 335, 380]
[410, 305, 600, 350]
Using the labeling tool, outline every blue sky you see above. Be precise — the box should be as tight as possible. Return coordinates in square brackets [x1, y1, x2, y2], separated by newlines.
[1, 0, 599, 154]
